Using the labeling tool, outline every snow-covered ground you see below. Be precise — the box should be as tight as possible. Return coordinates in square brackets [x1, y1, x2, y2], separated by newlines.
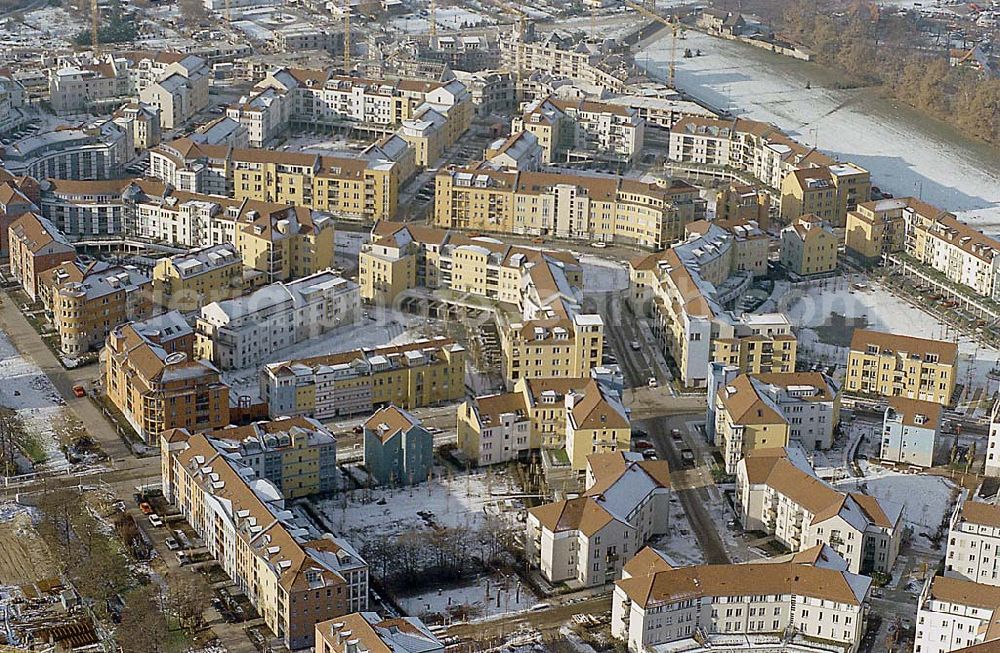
[835, 464, 958, 550]
[580, 255, 629, 293]
[638, 31, 1000, 223]
[0, 331, 70, 472]
[222, 310, 438, 402]
[652, 495, 706, 566]
[398, 576, 538, 621]
[318, 467, 521, 542]
[780, 276, 1000, 414]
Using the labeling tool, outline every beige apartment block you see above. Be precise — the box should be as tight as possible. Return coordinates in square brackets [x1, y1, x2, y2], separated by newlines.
[512, 96, 645, 165]
[612, 557, 871, 653]
[434, 166, 702, 249]
[844, 198, 909, 264]
[8, 213, 75, 302]
[499, 312, 604, 387]
[160, 431, 367, 650]
[915, 576, 1000, 653]
[48, 262, 152, 356]
[845, 329, 958, 406]
[526, 452, 670, 587]
[780, 214, 839, 276]
[103, 312, 230, 444]
[780, 163, 871, 227]
[737, 447, 903, 576]
[152, 244, 246, 312]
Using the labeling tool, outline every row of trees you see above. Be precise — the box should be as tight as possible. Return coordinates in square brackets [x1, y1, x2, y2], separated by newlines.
[35, 487, 212, 653]
[769, 0, 998, 145]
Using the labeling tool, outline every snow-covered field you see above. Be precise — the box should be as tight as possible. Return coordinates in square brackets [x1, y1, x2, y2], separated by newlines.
[0, 331, 70, 472]
[580, 255, 629, 293]
[398, 576, 538, 621]
[781, 276, 1000, 413]
[639, 31, 1000, 223]
[835, 465, 958, 549]
[318, 467, 521, 542]
[652, 495, 706, 566]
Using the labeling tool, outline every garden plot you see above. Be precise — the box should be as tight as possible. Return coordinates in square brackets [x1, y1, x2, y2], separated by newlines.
[0, 331, 71, 472]
[397, 576, 539, 622]
[834, 465, 958, 551]
[319, 467, 521, 540]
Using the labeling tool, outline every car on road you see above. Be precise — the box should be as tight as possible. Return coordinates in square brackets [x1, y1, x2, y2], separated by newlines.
[680, 449, 695, 466]
[671, 429, 683, 442]
[633, 439, 653, 450]
[642, 448, 658, 460]
[591, 241, 607, 248]
[72, 384, 86, 397]
[529, 602, 549, 612]
[630, 340, 641, 351]
[148, 514, 164, 527]
[139, 502, 154, 515]
[648, 377, 658, 388]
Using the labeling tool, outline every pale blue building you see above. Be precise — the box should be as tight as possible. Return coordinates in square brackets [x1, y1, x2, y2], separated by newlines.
[363, 405, 433, 486]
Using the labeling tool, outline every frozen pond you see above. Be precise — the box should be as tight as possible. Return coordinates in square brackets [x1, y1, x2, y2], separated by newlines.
[638, 30, 1000, 226]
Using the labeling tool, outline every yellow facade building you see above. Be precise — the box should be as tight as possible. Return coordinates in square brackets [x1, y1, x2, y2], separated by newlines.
[845, 329, 958, 406]
[780, 214, 839, 276]
[261, 338, 466, 420]
[152, 243, 246, 312]
[779, 163, 871, 227]
[434, 167, 702, 249]
[844, 198, 909, 264]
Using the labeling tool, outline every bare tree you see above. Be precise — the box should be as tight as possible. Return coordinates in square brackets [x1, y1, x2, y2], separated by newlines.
[118, 585, 170, 653]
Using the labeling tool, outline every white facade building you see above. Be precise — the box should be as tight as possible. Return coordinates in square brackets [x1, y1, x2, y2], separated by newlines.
[196, 271, 360, 370]
[915, 575, 1000, 653]
[946, 497, 1000, 587]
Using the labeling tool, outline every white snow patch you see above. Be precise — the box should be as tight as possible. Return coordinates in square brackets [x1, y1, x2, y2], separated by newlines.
[398, 577, 538, 621]
[580, 255, 629, 293]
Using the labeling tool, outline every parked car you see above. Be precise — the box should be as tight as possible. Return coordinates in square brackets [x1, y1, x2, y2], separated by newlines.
[680, 449, 695, 466]
[642, 448, 658, 460]
[648, 377, 658, 388]
[164, 537, 180, 550]
[139, 502, 154, 515]
[630, 340, 642, 351]
[148, 514, 164, 527]
[591, 241, 607, 248]
[671, 429, 683, 442]
[72, 385, 86, 397]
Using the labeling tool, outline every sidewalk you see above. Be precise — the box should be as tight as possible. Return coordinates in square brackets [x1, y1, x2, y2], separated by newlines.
[0, 290, 133, 461]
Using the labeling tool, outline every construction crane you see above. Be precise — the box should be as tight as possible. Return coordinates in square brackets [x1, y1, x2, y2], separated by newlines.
[343, 0, 352, 73]
[489, 0, 527, 97]
[430, 0, 437, 41]
[625, 0, 680, 87]
[91, 0, 99, 53]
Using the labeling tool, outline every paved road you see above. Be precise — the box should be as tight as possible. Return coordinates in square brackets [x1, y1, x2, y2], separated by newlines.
[598, 291, 730, 564]
[0, 290, 133, 461]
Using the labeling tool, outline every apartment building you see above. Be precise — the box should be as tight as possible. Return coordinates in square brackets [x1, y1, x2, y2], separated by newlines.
[715, 372, 840, 473]
[512, 96, 645, 165]
[315, 613, 443, 653]
[780, 214, 839, 276]
[190, 116, 250, 148]
[0, 73, 28, 136]
[1, 120, 130, 180]
[780, 163, 871, 227]
[946, 498, 1000, 587]
[612, 558, 871, 653]
[226, 87, 291, 148]
[627, 220, 782, 388]
[989, 399, 1000, 478]
[526, 452, 670, 587]
[362, 405, 433, 486]
[667, 116, 870, 225]
[737, 447, 904, 575]
[160, 431, 367, 650]
[149, 139, 401, 221]
[0, 173, 39, 256]
[457, 376, 629, 469]
[484, 131, 544, 171]
[260, 338, 465, 420]
[499, 32, 629, 95]
[433, 166, 702, 249]
[844, 198, 910, 265]
[104, 314, 230, 444]
[716, 183, 771, 230]
[39, 177, 132, 239]
[916, 575, 1000, 653]
[902, 198, 1000, 300]
[605, 93, 718, 131]
[202, 416, 337, 498]
[137, 55, 210, 129]
[8, 213, 75, 302]
[49, 262, 152, 356]
[152, 244, 246, 313]
[196, 272, 360, 370]
[881, 396, 942, 468]
[112, 102, 161, 151]
[845, 329, 958, 406]
[49, 57, 132, 114]
[499, 312, 604, 388]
